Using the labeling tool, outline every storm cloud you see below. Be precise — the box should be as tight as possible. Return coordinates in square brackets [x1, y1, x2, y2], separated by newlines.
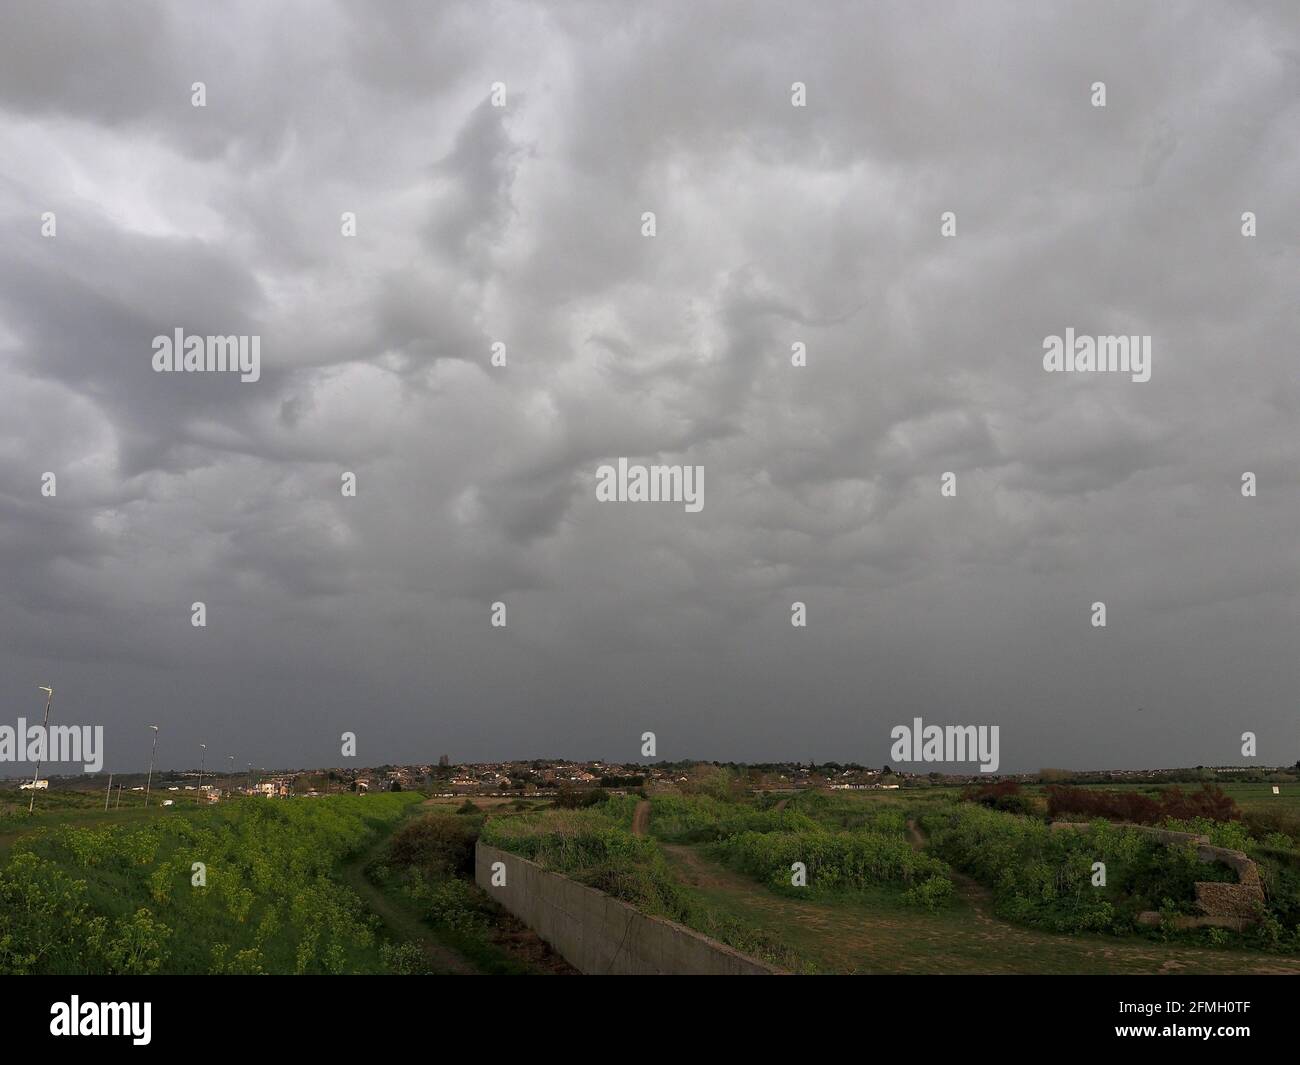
[0, 1, 1296, 774]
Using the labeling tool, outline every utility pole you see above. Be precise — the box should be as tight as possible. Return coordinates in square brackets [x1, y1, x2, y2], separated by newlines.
[105, 773, 113, 811]
[28, 686, 53, 814]
[115, 782, 122, 808]
[144, 725, 159, 808]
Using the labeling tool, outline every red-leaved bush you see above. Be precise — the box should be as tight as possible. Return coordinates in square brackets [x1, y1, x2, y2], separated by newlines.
[1045, 784, 1239, 825]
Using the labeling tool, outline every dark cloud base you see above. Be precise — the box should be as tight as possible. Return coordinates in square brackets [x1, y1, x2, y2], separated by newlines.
[0, 1, 1296, 774]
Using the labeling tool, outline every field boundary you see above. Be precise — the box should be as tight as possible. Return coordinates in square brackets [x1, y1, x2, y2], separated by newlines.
[475, 842, 785, 975]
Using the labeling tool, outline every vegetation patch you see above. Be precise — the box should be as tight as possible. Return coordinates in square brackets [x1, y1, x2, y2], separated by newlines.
[0, 793, 423, 974]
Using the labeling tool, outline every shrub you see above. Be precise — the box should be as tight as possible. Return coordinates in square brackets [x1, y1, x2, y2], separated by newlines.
[961, 781, 1035, 816]
[920, 802, 1251, 936]
[904, 875, 955, 911]
[715, 827, 952, 906]
[1045, 784, 1239, 825]
[380, 941, 427, 975]
[554, 786, 609, 809]
[387, 814, 479, 876]
[647, 794, 820, 843]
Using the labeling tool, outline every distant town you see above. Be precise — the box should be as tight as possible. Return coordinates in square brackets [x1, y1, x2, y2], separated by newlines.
[13, 756, 1299, 802]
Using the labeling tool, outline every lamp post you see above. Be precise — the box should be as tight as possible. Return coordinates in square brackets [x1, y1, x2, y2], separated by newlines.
[198, 743, 206, 794]
[144, 725, 159, 808]
[28, 686, 53, 814]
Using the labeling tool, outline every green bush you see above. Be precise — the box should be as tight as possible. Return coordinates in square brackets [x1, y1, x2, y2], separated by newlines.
[646, 794, 821, 843]
[386, 813, 479, 876]
[918, 801, 1282, 939]
[715, 827, 952, 905]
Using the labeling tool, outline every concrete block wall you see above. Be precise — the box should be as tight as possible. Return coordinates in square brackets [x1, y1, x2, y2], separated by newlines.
[475, 842, 785, 975]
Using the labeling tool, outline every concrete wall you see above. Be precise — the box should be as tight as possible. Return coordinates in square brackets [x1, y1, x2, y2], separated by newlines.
[475, 843, 784, 975]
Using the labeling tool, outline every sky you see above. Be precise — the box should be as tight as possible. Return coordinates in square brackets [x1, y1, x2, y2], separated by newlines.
[0, 1, 1296, 775]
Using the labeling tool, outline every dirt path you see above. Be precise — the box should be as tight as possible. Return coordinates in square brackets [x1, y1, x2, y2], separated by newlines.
[339, 825, 479, 975]
[662, 839, 1300, 975]
[631, 800, 651, 837]
[906, 818, 999, 924]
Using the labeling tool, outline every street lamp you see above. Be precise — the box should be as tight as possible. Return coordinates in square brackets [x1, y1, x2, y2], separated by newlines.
[198, 743, 206, 793]
[227, 755, 234, 798]
[28, 686, 53, 815]
[144, 725, 160, 808]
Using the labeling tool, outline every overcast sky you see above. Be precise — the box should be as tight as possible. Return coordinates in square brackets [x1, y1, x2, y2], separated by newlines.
[0, 1, 1296, 775]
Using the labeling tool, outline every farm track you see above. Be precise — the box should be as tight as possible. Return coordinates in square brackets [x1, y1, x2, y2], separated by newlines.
[906, 818, 999, 926]
[339, 818, 479, 975]
[631, 800, 651, 837]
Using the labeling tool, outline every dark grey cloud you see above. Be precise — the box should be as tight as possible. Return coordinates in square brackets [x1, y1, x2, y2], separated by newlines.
[0, 1, 1296, 776]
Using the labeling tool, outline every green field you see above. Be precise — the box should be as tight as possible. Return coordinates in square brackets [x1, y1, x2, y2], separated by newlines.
[6, 776, 1299, 975]
[480, 778, 1300, 974]
[0, 786, 576, 975]
[0, 788, 434, 974]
